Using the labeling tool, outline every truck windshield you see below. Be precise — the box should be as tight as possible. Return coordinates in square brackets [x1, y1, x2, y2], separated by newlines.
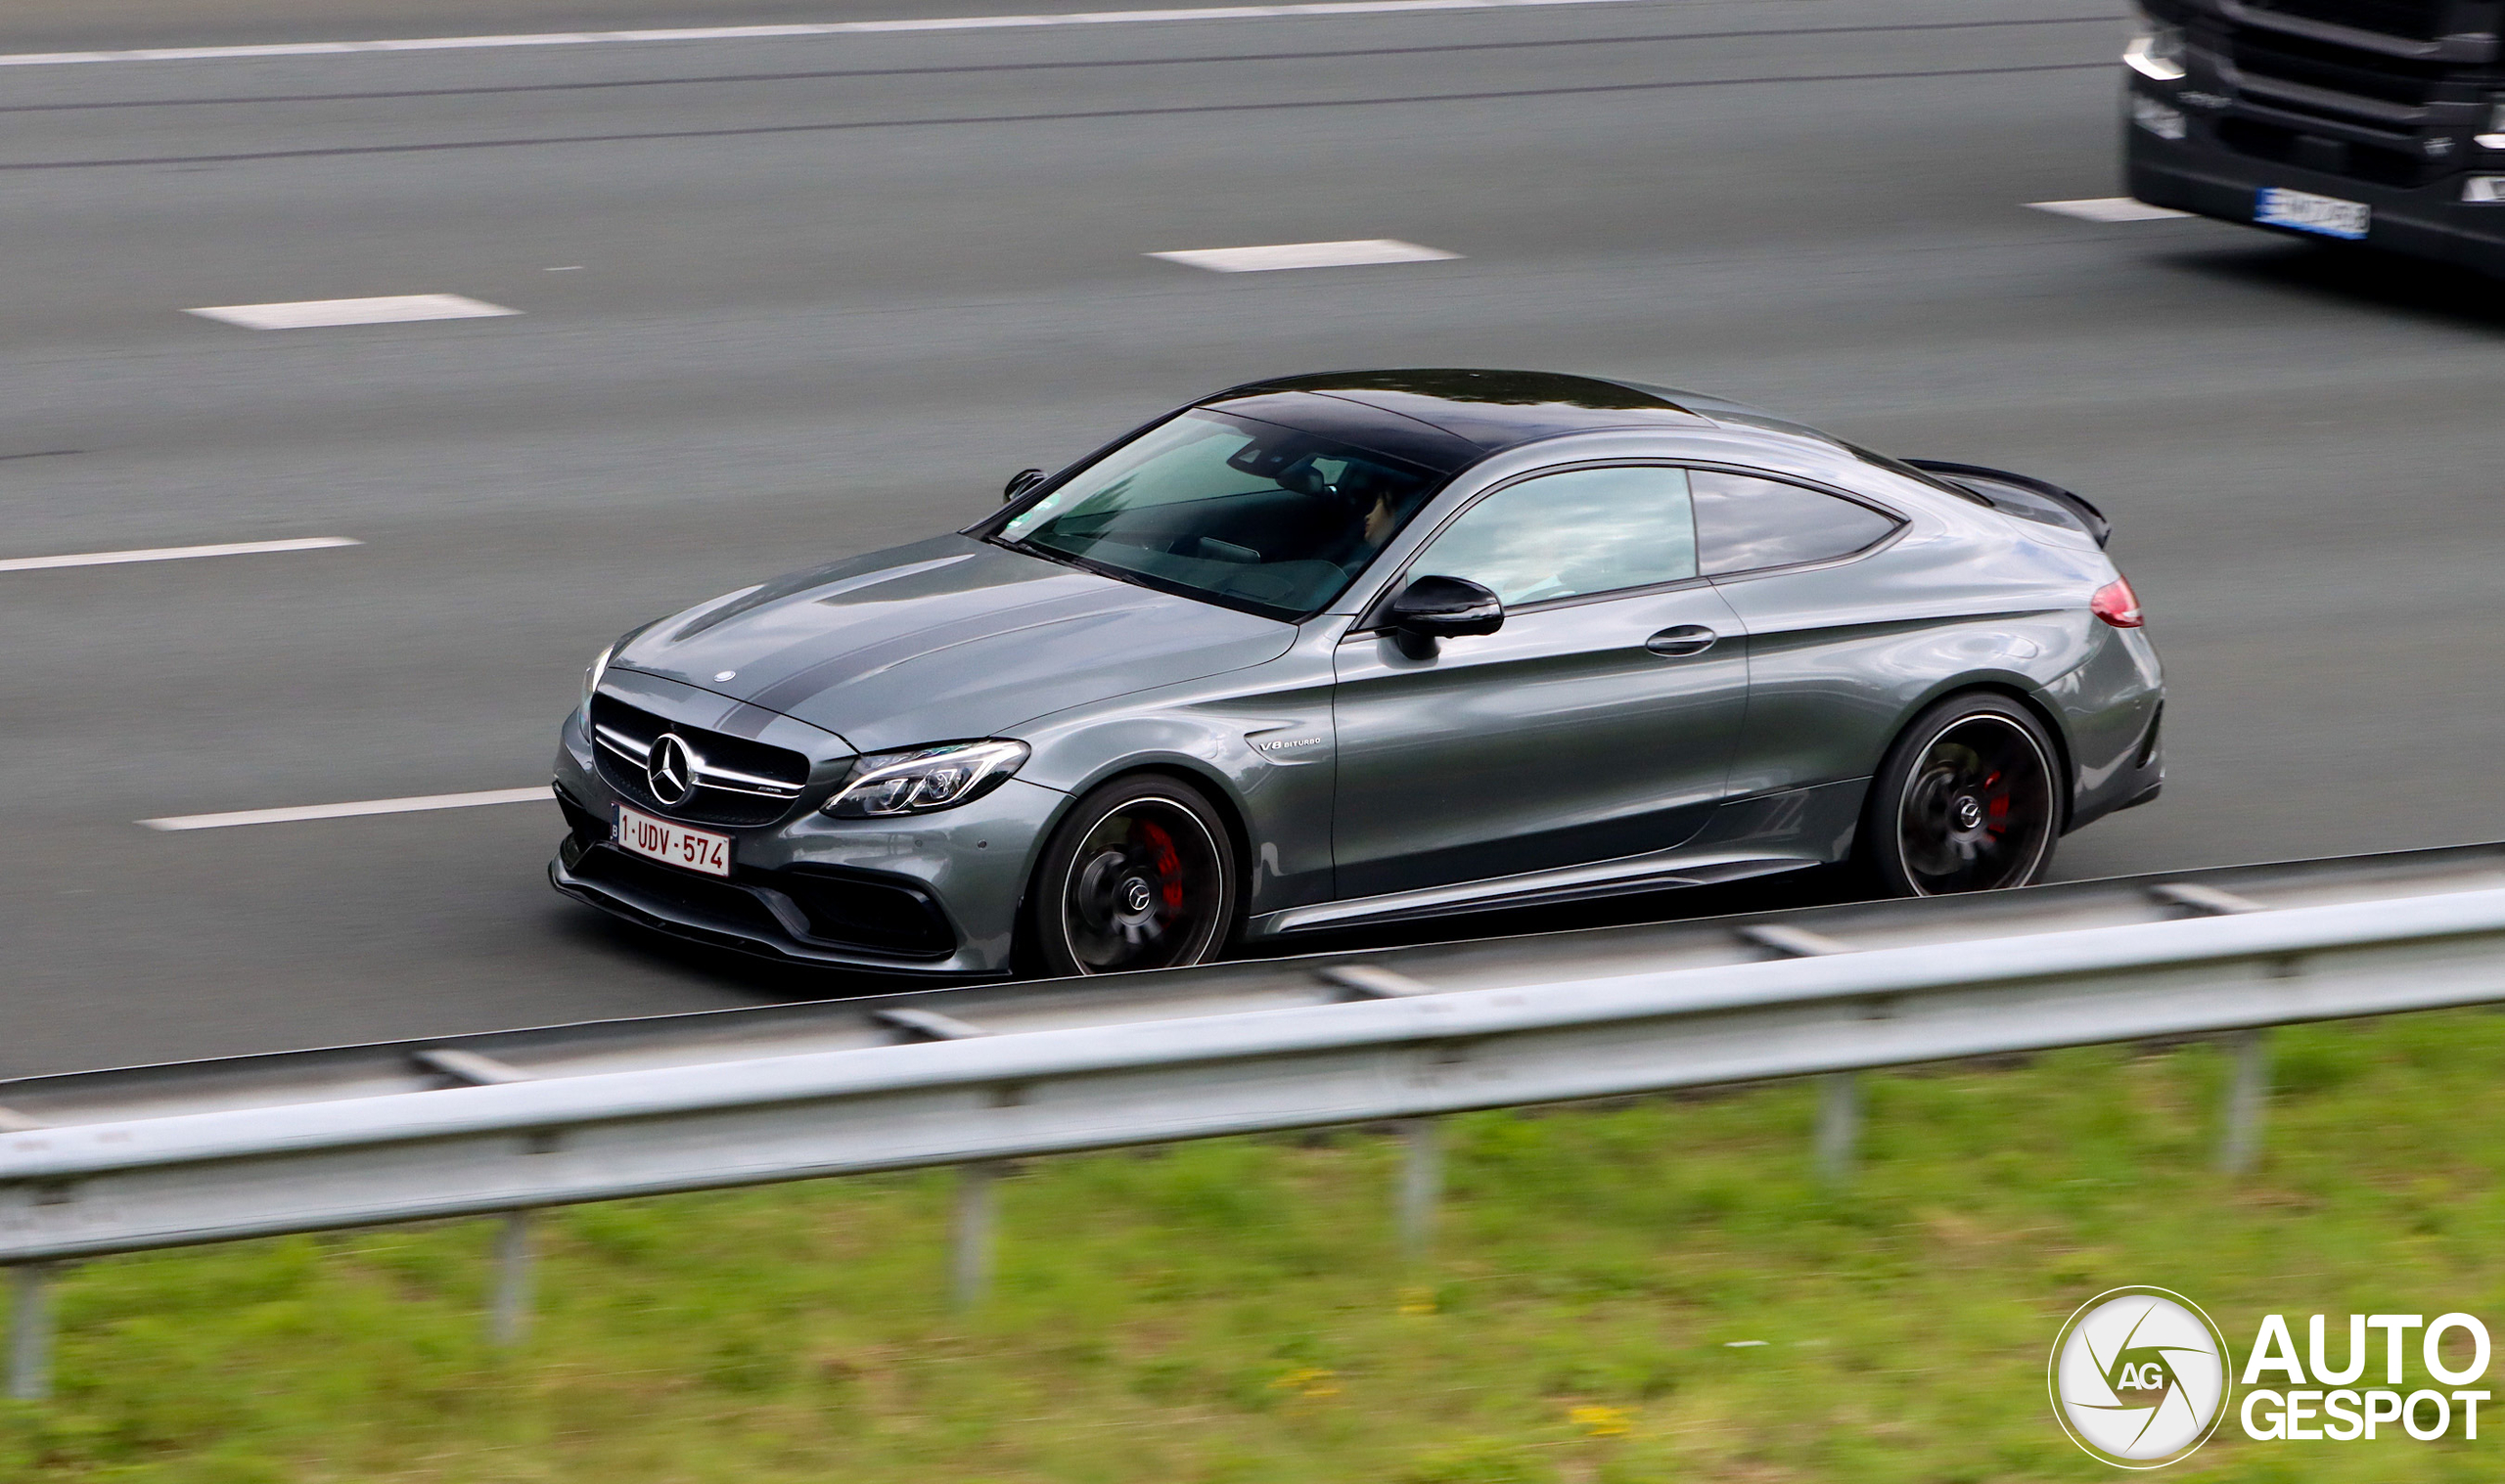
[996, 410, 1443, 621]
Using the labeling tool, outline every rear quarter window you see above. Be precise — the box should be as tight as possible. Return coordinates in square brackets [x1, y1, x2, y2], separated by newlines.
[1692, 470, 1900, 575]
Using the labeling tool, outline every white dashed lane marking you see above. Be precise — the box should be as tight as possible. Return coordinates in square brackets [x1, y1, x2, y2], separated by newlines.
[1150, 239, 1461, 272]
[0, 0, 1659, 67]
[142, 787, 554, 832]
[187, 294, 519, 329]
[2027, 198, 2193, 222]
[0, 536, 360, 572]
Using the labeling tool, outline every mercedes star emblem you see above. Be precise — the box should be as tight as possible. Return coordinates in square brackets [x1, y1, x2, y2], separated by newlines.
[648, 733, 700, 807]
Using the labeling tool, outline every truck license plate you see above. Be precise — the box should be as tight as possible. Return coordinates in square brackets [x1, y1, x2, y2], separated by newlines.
[2254, 187, 2369, 241]
[616, 804, 732, 877]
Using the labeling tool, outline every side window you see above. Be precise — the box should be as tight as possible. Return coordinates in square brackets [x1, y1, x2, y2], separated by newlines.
[1691, 470, 1899, 575]
[1409, 466, 1697, 607]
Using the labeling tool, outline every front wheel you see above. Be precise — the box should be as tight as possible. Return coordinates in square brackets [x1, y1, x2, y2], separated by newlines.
[1025, 775, 1239, 976]
[1859, 693, 2063, 897]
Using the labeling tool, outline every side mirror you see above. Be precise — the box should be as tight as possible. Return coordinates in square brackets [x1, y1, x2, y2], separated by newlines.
[1003, 468, 1046, 504]
[1387, 575, 1502, 654]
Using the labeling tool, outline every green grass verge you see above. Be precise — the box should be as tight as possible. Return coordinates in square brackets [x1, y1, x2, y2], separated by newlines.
[7, 1009, 2505, 1483]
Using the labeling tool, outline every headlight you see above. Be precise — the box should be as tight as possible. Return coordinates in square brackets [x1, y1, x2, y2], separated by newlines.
[823, 740, 1030, 818]
[2124, 20, 2188, 81]
[581, 644, 614, 709]
[2478, 103, 2505, 150]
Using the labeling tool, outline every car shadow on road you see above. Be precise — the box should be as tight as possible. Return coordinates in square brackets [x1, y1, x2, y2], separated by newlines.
[543, 901, 944, 1004]
[2156, 238, 2505, 328]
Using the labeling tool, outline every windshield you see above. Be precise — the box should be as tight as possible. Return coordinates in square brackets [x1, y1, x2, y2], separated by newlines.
[996, 410, 1444, 620]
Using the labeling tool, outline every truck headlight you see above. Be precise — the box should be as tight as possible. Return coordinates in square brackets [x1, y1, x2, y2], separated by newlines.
[2478, 103, 2505, 150]
[823, 740, 1030, 818]
[2125, 23, 2189, 81]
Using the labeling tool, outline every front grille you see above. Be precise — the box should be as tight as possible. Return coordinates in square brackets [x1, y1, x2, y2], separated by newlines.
[2246, 0, 2454, 42]
[589, 693, 813, 829]
[2229, 31, 2445, 114]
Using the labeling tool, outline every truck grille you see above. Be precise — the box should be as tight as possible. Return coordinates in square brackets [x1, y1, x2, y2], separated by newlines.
[588, 693, 814, 829]
[2228, 32, 2444, 115]
[2244, 0, 2454, 42]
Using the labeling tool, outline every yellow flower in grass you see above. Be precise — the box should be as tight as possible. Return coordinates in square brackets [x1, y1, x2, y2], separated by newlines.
[1271, 1366, 1340, 1398]
[1570, 1404, 1632, 1438]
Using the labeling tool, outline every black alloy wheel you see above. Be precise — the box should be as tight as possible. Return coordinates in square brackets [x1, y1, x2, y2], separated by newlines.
[1862, 694, 2061, 897]
[1028, 775, 1238, 976]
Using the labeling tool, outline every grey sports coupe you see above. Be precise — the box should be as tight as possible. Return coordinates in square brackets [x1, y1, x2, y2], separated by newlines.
[551, 370, 2163, 977]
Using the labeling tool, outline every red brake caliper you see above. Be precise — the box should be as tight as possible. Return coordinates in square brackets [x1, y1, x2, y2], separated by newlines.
[1140, 822, 1184, 912]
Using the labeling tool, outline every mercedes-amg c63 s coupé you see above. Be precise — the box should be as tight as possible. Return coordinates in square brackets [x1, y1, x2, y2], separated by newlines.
[552, 370, 2163, 977]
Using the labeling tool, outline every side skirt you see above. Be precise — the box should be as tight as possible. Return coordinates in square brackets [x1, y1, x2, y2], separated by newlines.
[1250, 779, 1866, 937]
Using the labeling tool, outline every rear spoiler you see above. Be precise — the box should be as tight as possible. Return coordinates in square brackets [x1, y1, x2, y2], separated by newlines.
[1906, 460, 2111, 549]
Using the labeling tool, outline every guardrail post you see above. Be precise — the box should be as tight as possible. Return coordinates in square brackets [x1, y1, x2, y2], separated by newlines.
[7, 1263, 54, 1401]
[2220, 1029, 2271, 1175]
[1397, 1117, 1442, 1261]
[1815, 1072, 1860, 1185]
[951, 1162, 998, 1309]
[489, 1212, 533, 1347]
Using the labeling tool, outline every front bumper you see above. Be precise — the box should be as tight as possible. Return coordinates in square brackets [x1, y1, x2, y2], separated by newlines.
[549, 709, 1063, 977]
[2124, 85, 2505, 277]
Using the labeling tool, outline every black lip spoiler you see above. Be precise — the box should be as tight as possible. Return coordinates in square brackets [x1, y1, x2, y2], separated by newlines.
[1907, 459, 2111, 549]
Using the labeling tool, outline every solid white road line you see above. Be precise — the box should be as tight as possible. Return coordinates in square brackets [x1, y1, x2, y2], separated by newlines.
[187, 294, 519, 329]
[0, 0, 1662, 67]
[1150, 238, 1460, 271]
[2027, 197, 2193, 223]
[142, 786, 554, 832]
[0, 536, 360, 572]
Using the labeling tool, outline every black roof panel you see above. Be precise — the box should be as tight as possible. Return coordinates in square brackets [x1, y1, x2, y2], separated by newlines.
[1194, 388, 1485, 474]
[1212, 368, 1709, 452]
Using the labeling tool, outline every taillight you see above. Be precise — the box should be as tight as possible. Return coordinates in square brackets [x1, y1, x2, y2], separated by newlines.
[2091, 576, 2144, 628]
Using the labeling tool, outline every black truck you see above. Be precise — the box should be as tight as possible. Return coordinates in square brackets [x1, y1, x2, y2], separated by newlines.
[2122, 0, 2505, 275]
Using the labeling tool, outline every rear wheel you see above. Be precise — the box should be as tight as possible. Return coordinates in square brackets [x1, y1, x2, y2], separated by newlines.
[1860, 694, 2062, 897]
[1027, 775, 1238, 976]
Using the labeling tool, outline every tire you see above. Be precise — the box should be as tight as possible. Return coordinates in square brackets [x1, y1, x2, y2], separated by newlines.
[1858, 693, 2064, 898]
[1025, 774, 1240, 976]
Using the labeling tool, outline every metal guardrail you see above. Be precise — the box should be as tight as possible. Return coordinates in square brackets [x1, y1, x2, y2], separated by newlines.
[8, 843, 2505, 1399]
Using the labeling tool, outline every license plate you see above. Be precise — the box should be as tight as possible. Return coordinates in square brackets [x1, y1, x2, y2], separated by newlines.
[2255, 187, 2369, 241]
[615, 804, 732, 877]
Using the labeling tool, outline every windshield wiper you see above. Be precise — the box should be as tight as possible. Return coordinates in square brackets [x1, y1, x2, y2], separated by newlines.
[990, 533, 1157, 594]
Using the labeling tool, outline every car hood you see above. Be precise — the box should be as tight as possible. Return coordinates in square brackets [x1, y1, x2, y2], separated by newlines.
[611, 535, 1297, 752]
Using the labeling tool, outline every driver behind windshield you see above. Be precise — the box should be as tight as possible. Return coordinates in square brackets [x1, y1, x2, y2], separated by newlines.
[996, 412, 1440, 620]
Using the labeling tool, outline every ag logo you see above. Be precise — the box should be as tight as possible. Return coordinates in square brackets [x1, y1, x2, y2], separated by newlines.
[2050, 1287, 2233, 1468]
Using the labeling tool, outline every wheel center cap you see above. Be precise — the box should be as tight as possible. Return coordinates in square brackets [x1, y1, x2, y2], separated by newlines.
[1953, 795, 1984, 831]
[1120, 877, 1155, 916]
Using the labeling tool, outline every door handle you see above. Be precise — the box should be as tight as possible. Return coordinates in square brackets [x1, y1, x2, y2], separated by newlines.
[1645, 625, 1718, 657]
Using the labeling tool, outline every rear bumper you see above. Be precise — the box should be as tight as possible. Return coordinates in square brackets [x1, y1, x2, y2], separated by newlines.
[2123, 92, 2505, 276]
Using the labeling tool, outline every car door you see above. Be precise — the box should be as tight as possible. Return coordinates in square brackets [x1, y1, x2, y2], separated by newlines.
[1330, 464, 1751, 900]
[1685, 467, 1912, 798]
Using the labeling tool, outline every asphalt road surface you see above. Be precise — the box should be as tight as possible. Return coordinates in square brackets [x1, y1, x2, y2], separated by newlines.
[5, 0, 2501, 1078]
